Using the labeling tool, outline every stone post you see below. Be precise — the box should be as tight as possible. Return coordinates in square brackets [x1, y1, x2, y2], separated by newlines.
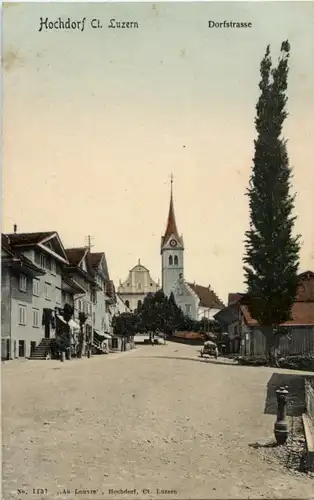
[274, 386, 289, 444]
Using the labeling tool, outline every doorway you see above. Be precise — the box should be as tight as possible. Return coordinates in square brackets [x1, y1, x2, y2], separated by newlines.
[6, 339, 10, 360]
[18, 340, 25, 357]
[30, 341, 36, 355]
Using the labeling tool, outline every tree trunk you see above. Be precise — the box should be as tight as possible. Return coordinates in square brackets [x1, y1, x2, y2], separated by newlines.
[264, 327, 280, 367]
[78, 327, 86, 358]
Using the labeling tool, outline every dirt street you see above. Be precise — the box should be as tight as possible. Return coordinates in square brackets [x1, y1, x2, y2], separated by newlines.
[2, 343, 314, 500]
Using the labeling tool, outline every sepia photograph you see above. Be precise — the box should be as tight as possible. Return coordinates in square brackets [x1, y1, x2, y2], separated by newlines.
[2, 1, 314, 499]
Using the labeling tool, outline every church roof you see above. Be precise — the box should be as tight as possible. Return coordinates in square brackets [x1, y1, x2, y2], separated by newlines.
[187, 283, 225, 309]
[161, 177, 183, 247]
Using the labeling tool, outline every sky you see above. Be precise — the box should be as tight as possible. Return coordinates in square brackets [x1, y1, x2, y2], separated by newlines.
[3, 1, 314, 304]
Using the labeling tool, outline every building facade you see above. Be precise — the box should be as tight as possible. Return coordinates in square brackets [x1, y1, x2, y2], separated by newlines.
[215, 272, 314, 356]
[89, 251, 114, 335]
[1, 231, 70, 359]
[118, 260, 160, 312]
[160, 179, 224, 321]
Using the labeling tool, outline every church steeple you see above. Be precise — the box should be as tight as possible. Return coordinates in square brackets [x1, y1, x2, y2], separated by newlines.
[161, 174, 182, 248]
[161, 175, 184, 296]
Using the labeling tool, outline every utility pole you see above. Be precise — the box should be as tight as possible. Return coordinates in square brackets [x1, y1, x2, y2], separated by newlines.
[85, 235, 94, 251]
[85, 235, 94, 357]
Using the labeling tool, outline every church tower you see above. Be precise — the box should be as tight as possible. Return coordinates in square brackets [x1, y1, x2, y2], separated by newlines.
[161, 175, 184, 297]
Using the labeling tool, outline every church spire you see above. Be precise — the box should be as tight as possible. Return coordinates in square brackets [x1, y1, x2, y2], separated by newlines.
[161, 174, 181, 247]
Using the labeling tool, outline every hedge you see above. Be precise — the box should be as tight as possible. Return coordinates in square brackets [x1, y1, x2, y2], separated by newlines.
[237, 354, 314, 371]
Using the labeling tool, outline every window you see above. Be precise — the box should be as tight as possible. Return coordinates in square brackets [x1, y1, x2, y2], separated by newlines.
[18, 304, 27, 325]
[51, 259, 56, 275]
[93, 292, 97, 305]
[150, 282, 153, 286]
[174, 256, 178, 266]
[45, 257, 51, 271]
[33, 279, 40, 296]
[185, 304, 191, 315]
[32, 308, 40, 327]
[40, 254, 46, 269]
[19, 274, 27, 292]
[169, 255, 173, 266]
[44, 282, 51, 300]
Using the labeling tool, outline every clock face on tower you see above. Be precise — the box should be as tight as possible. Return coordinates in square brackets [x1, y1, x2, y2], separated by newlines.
[169, 239, 177, 247]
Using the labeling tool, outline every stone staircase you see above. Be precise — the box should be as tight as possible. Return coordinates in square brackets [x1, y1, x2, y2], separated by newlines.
[29, 338, 52, 360]
[92, 337, 107, 354]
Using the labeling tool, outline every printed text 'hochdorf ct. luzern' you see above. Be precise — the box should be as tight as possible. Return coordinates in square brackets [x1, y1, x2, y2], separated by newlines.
[38, 17, 140, 31]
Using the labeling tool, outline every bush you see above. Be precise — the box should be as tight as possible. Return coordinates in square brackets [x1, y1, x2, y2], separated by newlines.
[237, 355, 268, 366]
[278, 354, 314, 371]
[237, 353, 314, 371]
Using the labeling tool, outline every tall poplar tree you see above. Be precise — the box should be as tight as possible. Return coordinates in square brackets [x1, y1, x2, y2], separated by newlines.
[243, 41, 300, 366]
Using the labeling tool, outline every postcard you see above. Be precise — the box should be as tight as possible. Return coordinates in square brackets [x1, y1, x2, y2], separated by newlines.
[2, 2, 314, 499]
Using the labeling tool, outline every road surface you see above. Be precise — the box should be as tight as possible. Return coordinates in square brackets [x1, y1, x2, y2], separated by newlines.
[2, 342, 313, 499]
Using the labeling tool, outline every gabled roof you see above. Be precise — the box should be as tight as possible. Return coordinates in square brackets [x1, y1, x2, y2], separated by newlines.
[89, 252, 110, 279]
[161, 178, 183, 248]
[187, 283, 225, 309]
[6, 231, 69, 263]
[1, 234, 45, 275]
[241, 270, 314, 327]
[90, 252, 103, 268]
[6, 231, 55, 245]
[228, 293, 245, 306]
[241, 303, 314, 327]
[65, 247, 88, 267]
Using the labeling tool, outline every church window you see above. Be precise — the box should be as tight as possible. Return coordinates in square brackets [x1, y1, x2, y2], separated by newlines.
[125, 300, 130, 308]
[169, 255, 173, 266]
[185, 304, 191, 315]
[174, 255, 178, 266]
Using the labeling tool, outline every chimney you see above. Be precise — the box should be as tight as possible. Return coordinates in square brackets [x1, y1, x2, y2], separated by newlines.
[13, 224, 17, 234]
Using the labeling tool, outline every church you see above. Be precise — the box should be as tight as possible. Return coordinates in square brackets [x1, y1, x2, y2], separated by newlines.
[161, 178, 224, 321]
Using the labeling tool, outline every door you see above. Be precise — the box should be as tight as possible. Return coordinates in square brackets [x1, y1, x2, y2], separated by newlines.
[6, 339, 10, 360]
[30, 341, 36, 355]
[43, 309, 51, 339]
[44, 322, 50, 339]
[18, 340, 25, 357]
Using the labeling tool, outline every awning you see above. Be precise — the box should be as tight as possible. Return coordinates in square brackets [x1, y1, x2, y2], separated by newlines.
[68, 319, 80, 329]
[94, 330, 112, 340]
[56, 314, 66, 324]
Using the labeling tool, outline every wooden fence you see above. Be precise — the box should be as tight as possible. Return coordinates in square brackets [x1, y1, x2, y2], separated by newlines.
[305, 379, 314, 421]
[251, 326, 314, 356]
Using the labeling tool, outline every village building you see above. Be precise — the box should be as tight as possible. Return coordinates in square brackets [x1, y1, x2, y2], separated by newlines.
[1, 230, 70, 359]
[111, 293, 131, 316]
[214, 271, 314, 356]
[64, 247, 98, 352]
[118, 260, 160, 312]
[160, 178, 224, 320]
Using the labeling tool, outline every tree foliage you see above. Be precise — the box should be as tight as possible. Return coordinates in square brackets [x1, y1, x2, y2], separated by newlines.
[112, 290, 220, 337]
[243, 41, 300, 362]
